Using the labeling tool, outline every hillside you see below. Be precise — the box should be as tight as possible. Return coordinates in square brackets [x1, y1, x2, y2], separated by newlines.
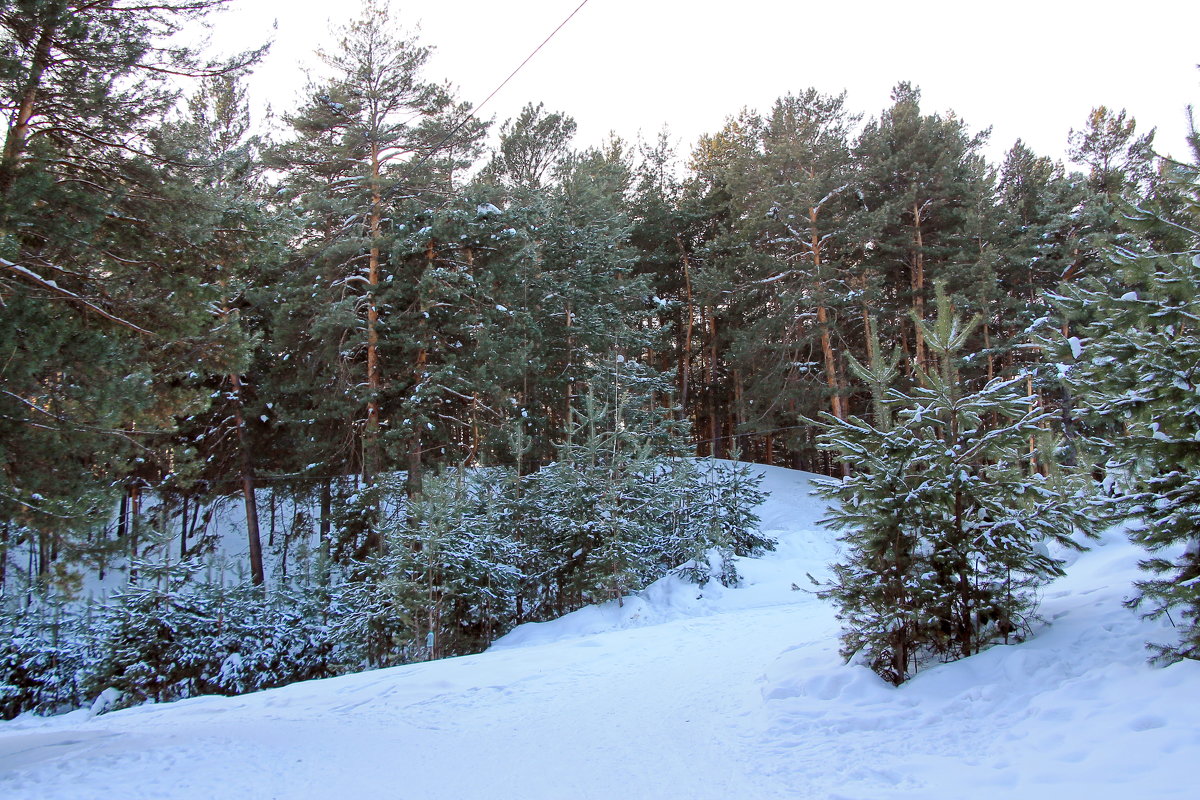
[0, 466, 1195, 800]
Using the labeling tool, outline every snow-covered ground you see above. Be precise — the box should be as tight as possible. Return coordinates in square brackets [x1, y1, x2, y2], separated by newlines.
[1, 465, 1196, 799]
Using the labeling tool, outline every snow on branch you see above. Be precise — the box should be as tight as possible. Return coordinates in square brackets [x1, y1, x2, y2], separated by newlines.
[0, 257, 153, 335]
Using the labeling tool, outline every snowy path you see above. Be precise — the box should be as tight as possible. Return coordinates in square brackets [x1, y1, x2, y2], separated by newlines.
[2, 466, 1198, 799]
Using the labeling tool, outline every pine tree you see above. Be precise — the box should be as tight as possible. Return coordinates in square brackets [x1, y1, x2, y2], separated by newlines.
[680, 112, 766, 460]
[853, 83, 993, 378]
[1058, 106, 1157, 290]
[167, 73, 283, 585]
[269, 0, 480, 499]
[487, 133, 653, 467]
[1068, 106, 1156, 199]
[382, 192, 530, 479]
[713, 91, 862, 467]
[484, 102, 577, 191]
[992, 140, 1087, 371]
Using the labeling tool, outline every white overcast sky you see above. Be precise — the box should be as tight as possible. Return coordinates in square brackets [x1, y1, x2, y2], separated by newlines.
[211, 0, 1199, 168]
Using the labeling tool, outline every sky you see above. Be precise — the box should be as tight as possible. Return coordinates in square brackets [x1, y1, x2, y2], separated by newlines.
[210, 0, 1199, 169]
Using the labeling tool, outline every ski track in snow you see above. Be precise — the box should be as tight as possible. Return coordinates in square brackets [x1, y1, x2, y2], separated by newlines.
[1, 466, 1197, 799]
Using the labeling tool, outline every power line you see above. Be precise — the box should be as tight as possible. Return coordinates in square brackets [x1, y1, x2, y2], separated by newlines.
[422, 0, 591, 161]
[473, 0, 591, 120]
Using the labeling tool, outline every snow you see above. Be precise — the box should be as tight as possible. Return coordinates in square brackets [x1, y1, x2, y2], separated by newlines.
[0, 259, 60, 289]
[2, 466, 1197, 798]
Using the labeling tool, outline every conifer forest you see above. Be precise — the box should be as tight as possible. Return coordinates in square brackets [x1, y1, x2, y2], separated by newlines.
[1, 0, 1199, 719]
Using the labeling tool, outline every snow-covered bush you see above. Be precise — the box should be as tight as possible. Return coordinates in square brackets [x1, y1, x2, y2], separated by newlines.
[0, 602, 87, 718]
[514, 388, 770, 619]
[82, 575, 344, 710]
[2, 385, 770, 716]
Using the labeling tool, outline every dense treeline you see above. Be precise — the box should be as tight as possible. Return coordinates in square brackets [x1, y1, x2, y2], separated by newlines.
[1, 0, 1197, 708]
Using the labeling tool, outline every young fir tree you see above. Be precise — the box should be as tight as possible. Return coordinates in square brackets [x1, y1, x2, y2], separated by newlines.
[521, 385, 668, 613]
[669, 453, 771, 586]
[1053, 115, 1200, 661]
[815, 285, 1095, 685]
[374, 468, 525, 660]
[519, 365, 769, 617]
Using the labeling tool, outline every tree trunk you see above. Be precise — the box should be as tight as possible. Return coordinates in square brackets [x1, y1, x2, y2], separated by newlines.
[280, 514, 292, 580]
[984, 324, 995, 382]
[129, 484, 141, 585]
[732, 368, 745, 456]
[116, 490, 128, 540]
[1026, 373, 1041, 477]
[319, 479, 332, 565]
[0, 19, 56, 198]
[0, 519, 8, 596]
[364, 143, 384, 483]
[36, 529, 49, 581]
[954, 487, 973, 658]
[817, 306, 843, 419]
[407, 343, 428, 500]
[564, 301, 574, 435]
[407, 433, 423, 499]
[231, 372, 265, 586]
[675, 235, 695, 418]
[911, 201, 927, 374]
[180, 492, 189, 560]
[810, 206, 845, 422]
[708, 309, 719, 457]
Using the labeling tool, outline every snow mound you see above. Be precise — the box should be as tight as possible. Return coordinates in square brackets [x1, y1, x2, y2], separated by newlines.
[491, 572, 725, 649]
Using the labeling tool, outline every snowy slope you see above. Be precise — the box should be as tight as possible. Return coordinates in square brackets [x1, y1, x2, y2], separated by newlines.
[1, 465, 1197, 799]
